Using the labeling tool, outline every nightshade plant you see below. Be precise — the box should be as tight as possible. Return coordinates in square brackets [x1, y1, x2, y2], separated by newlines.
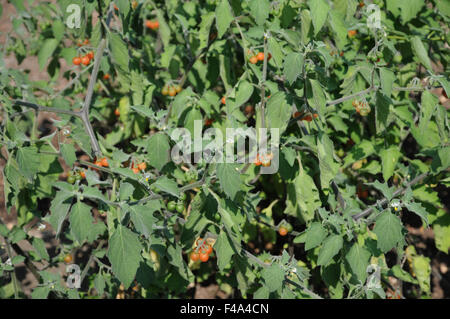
[0, 0, 449, 299]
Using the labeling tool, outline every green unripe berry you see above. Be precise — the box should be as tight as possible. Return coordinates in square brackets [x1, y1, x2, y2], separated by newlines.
[176, 203, 184, 213]
[167, 201, 176, 211]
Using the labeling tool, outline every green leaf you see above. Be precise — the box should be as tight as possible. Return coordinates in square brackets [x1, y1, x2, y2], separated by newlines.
[215, 230, 235, 272]
[146, 133, 170, 171]
[32, 237, 49, 261]
[216, 163, 241, 200]
[60, 143, 77, 168]
[108, 32, 129, 72]
[129, 202, 159, 238]
[398, 0, 425, 24]
[47, 191, 73, 236]
[215, 0, 234, 38]
[317, 132, 339, 189]
[308, 0, 330, 35]
[404, 202, 429, 226]
[380, 68, 395, 97]
[411, 36, 432, 71]
[16, 146, 40, 180]
[261, 263, 285, 292]
[367, 180, 394, 201]
[375, 91, 391, 134]
[379, 147, 401, 182]
[307, 79, 326, 117]
[69, 201, 94, 243]
[411, 255, 431, 295]
[155, 10, 171, 48]
[265, 91, 291, 134]
[305, 222, 328, 251]
[116, 0, 130, 17]
[107, 225, 143, 289]
[198, 12, 215, 52]
[345, 243, 371, 284]
[38, 38, 59, 70]
[152, 176, 180, 198]
[235, 81, 254, 108]
[283, 52, 304, 85]
[268, 37, 283, 68]
[389, 265, 418, 284]
[249, 0, 270, 26]
[373, 212, 403, 253]
[317, 235, 343, 266]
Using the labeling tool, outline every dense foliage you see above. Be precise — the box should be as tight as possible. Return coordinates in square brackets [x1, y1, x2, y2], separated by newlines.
[0, 0, 449, 299]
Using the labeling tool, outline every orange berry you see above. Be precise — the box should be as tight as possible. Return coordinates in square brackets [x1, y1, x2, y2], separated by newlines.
[79, 171, 86, 179]
[63, 254, 73, 263]
[313, 113, 319, 118]
[278, 227, 288, 236]
[190, 252, 200, 262]
[132, 167, 140, 174]
[168, 86, 176, 97]
[100, 157, 109, 167]
[256, 52, 264, 61]
[103, 73, 110, 80]
[293, 111, 302, 119]
[348, 30, 357, 37]
[83, 39, 89, 45]
[87, 51, 94, 60]
[114, 4, 118, 11]
[204, 118, 213, 126]
[254, 154, 262, 166]
[114, 108, 120, 116]
[303, 115, 313, 122]
[81, 55, 90, 65]
[205, 245, 213, 255]
[199, 252, 209, 262]
[221, 96, 226, 104]
[267, 53, 272, 61]
[138, 162, 147, 171]
[72, 57, 81, 65]
[249, 56, 258, 64]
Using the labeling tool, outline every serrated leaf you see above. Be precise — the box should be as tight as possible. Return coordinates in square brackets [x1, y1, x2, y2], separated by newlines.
[107, 225, 143, 289]
[283, 52, 304, 85]
[146, 133, 170, 171]
[215, 0, 233, 38]
[373, 212, 403, 253]
[215, 230, 235, 272]
[308, 0, 330, 35]
[152, 176, 180, 198]
[108, 32, 129, 72]
[69, 201, 94, 243]
[261, 263, 285, 292]
[249, 0, 270, 26]
[216, 163, 241, 200]
[129, 202, 159, 238]
[411, 36, 432, 71]
[345, 243, 371, 284]
[379, 147, 401, 182]
[16, 146, 40, 180]
[305, 222, 328, 250]
[38, 38, 59, 70]
[404, 202, 429, 226]
[60, 143, 77, 167]
[317, 235, 343, 266]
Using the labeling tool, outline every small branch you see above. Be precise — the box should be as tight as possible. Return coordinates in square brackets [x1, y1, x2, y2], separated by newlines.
[13, 100, 81, 117]
[352, 172, 429, 220]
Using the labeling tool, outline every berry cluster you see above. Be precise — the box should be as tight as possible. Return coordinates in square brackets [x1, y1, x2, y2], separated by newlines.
[190, 238, 214, 263]
[254, 152, 273, 167]
[145, 20, 159, 30]
[162, 83, 182, 97]
[248, 51, 271, 64]
[352, 100, 371, 116]
[73, 51, 94, 66]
